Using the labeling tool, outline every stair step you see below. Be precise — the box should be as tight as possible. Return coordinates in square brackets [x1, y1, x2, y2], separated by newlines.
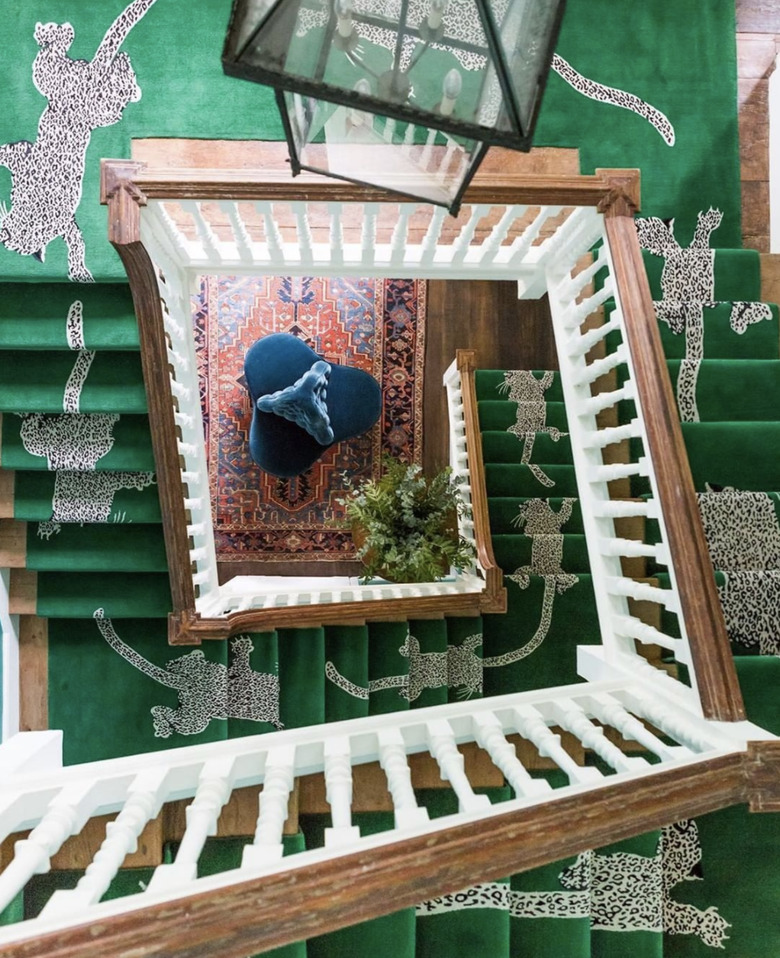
[444, 615, 484, 703]
[642, 246, 763, 302]
[666, 359, 780, 421]
[1, 413, 155, 471]
[407, 618, 449, 710]
[478, 400, 569, 433]
[324, 623, 370, 723]
[491, 534, 591, 575]
[35, 571, 171, 618]
[26, 523, 168, 572]
[488, 497, 584, 535]
[9, 470, 161, 522]
[481, 431, 573, 465]
[0, 283, 139, 350]
[482, 573, 599, 697]
[510, 855, 591, 957]
[0, 351, 146, 414]
[278, 626, 326, 730]
[681, 421, 780, 491]
[485, 464, 580, 498]
[474, 369, 564, 403]
[368, 620, 413, 716]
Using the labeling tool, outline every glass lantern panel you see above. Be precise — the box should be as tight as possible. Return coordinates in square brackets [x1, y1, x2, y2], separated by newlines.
[284, 90, 482, 209]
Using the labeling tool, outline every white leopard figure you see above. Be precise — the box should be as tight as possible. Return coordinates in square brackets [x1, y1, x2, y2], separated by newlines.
[0, 0, 158, 281]
[498, 370, 566, 488]
[418, 821, 730, 949]
[94, 609, 282, 737]
[635, 209, 772, 422]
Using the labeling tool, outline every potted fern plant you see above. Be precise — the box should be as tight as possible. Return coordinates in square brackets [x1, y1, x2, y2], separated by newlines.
[341, 458, 476, 584]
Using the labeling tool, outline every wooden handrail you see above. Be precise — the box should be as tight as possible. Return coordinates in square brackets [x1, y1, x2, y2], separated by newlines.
[3, 749, 759, 958]
[456, 349, 506, 614]
[107, 161, 640, 210]
[603, 210, 746, 722]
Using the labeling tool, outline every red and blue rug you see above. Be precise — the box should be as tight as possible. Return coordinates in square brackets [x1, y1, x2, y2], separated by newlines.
[194, 275, 426, 562]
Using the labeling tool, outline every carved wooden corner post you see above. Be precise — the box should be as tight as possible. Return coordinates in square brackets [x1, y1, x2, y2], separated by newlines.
[101, 160, 197, 640]
[745, 741, 780, 812]
[455, 349, 507, 614]
[598, 170, 745, 721]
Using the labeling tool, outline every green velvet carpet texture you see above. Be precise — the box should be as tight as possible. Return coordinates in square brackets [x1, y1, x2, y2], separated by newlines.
[12, 471, 161, 523]
[0, 0, 741, 282]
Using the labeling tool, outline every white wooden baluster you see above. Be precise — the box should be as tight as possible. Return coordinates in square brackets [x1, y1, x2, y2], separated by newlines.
[472, 713, 552, 798]
[377, 727, 430, 829]
[390, 205, 415, 267]
[607, 576, 680, 613]
[625, 693, 715, 754]
[220, 201, 254, 263]
[40, 768, 172, 916]
[586, 692, 691, 762]
[434, 137, 459, 184]
[329, 203, 345, 267]
[549, 699, 648, 774]
[512, 705, 602, 785]
[146, 756, 237, 893]
[611, 615, 688, 663]
[419, 128, 438, 169]
[257, 201, 285, 263]
[579, 381, 635, 416]
[420, 205, 449, 267]
[361, 203, 379, 266]
[181, 201, 222, 261]
[557, 244, 610, 302]
[149, 202, 191, 262]
[323, 737, 361, 848]
[426, 719, 491, 813]
[507, 207, 561, 265]
[478, 205, 524, 263]
[242, 745, 296, 867]
[451, 205, 490, 265]
[0, 781, 99, 913]
[292, 201, 314, 265]
[575, 343, 628, 386]
[567, 278, 616, 328]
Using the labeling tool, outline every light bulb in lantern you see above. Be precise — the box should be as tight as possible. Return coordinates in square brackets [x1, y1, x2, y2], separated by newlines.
[335, 0, 353, 39]
[439, 68, 462, 117]
[427, 0, 447, 31]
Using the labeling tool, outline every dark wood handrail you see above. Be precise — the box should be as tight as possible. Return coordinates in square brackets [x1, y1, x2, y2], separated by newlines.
[6, 748, 767, 958]
[105, 161, 641, 210]
[603, 210, 746, 722]
[456, 349, 506, 614]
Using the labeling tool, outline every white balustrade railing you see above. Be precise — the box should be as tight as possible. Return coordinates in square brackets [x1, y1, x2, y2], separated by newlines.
[0, 679, 769, 951]
[546, 220, 705, 710]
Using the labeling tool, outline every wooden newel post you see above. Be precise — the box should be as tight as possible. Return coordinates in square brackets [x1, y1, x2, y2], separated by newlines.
[599, 175, 745, 721]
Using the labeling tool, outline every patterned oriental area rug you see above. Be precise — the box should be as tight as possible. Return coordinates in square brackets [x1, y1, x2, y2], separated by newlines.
[194, 275, 426, 562]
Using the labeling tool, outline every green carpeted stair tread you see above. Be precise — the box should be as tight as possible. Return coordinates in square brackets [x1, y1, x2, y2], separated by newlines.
[25, 522, 168, 572]
[444, 615, 484, 703]
[10, 469, 161, 522]
[478, 400, 569, 433]
[277, 626, 326, 730]
[642, 247, 763, 302]
[680, 421, 780, 491]
[1, 414, 155, 471]
[324, 623, 370, 722]
[488, 497, 584, 535]
[661, 805, 780, 956]
[474, 369, 564, 403]
[368, 619, 412, 716]
[0, 283, 140, 351]
[481, 431, 573, 465]
[482, 573, 599, 697]
[36, 572, 172, 619]
[666, 359, 780, 421]
[734, 656, 780, 734]
[485, 463, 579, 498]
[607, 301, 780, 360]
[0, 351, 147, 413]
[491, 534, 591, 575]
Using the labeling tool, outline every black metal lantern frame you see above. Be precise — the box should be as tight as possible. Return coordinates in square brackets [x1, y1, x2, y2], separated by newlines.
[223, 0, 567, 215]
